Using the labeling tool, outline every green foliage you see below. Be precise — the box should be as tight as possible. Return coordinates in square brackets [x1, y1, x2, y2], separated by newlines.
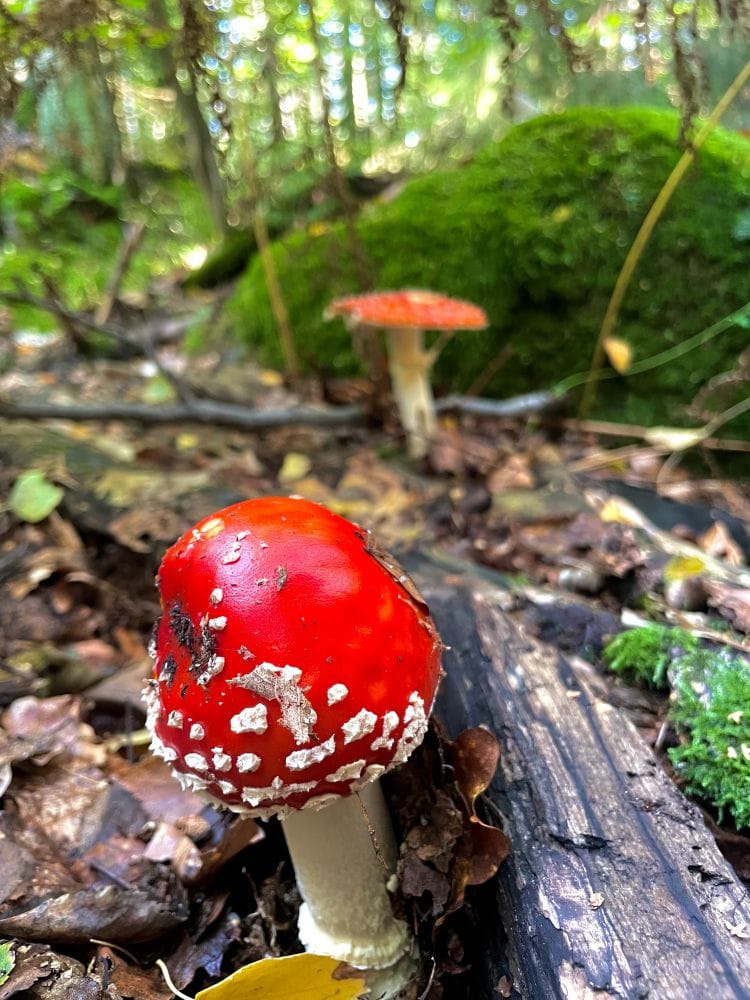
[1, 165, 211, 332]
[602, 624, 699, 690]
[669, 654, 750, 830]
[227, 108, 750, 426]
[0, 941, 13, 987]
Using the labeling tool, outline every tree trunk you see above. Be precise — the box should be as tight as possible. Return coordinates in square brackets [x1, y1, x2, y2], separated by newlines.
[149, 0, 229, 238]
[410, 553, 750, 1000]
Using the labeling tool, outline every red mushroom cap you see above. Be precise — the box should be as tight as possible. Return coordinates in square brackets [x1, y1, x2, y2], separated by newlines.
[145, 497, 442, 818]
[327, 290, 488, 331]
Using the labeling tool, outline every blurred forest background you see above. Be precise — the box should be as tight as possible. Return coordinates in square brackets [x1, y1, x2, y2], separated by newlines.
[1, 0, 749, 431]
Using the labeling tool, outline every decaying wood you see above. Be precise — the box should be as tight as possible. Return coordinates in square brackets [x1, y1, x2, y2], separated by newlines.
[415, 558, 750, 1000]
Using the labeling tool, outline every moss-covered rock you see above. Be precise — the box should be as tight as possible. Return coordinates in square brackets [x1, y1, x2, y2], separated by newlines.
[226, 107, 750, 425]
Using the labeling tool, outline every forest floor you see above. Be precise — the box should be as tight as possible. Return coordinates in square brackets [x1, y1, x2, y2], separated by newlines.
[0, 337, 749, 999]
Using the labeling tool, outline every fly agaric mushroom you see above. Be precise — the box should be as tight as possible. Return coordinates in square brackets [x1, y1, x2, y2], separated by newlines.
[144, 496, 442, 995]
[327, 289, 488, 460]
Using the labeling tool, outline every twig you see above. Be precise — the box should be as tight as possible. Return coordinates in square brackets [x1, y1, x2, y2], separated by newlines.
[95, 220, 147, 325]
[466, 343, 513, 397]
[565, 418, 750, 453]
[580, 59, 750, 415]
[0, 396, 365, 430]
[436, 390, 561, 418]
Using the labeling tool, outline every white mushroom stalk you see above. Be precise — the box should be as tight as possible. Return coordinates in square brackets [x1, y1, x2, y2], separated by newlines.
[282, 782, 411, 971]
[385, 325, 438, 461]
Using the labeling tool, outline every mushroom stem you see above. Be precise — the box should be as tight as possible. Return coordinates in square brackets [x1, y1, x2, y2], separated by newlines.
[281, 782, 412, 974]
[385, 326, 436, 460]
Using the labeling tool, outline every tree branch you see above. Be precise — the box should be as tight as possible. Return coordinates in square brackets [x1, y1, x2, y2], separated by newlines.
[0, 396, 365, 430]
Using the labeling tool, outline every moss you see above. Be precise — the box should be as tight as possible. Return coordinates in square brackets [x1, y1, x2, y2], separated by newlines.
[602, 624, 699, 690]
[669, 654, 750, 829]
[226, 108, 750, 428]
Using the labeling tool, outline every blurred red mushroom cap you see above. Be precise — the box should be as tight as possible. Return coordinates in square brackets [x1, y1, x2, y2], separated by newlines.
[327, 289, 489, 331]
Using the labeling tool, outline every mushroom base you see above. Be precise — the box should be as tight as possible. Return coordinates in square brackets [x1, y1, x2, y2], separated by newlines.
[281, 781, 412, 971]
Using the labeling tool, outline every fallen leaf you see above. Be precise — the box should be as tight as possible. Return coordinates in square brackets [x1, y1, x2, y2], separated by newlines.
[698, 522, 745, 566]
[195, 953, 367, 999]
[278, 452, 312, 484]
[602, 336, 632, 374]
[663, 556, 706, 583]
[8, 470, 64, 524]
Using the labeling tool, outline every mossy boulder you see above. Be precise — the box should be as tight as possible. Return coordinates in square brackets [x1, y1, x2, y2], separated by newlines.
[226, 107, 750, 426]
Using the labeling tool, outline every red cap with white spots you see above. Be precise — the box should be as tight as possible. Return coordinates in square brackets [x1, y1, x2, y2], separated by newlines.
[145, 497, 442, 819]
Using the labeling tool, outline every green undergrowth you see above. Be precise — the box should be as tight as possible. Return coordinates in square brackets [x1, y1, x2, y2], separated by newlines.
[227, 107, 750, 428]
[1, 167, 211, 334]
[603, 625, 750, 829]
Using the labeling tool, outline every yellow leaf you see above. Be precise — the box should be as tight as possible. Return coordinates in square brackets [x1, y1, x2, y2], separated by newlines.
[664, 556, 706, 583]
[278, 452, 312, 484]
[551, 204, 572, 223]
[602, 336, 632, 374]
[195, 954, 368, 1000]
[258, 369, 284, 387]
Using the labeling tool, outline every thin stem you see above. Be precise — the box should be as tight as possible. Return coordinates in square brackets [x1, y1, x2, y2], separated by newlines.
[555, 301, 750, 396]
[580, 59, 750, 415]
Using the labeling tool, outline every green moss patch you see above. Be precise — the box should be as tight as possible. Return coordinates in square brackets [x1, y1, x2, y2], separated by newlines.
[670, 653, 750, 830]
[602, 623, 699, 690]
[227, 107, 750, 427]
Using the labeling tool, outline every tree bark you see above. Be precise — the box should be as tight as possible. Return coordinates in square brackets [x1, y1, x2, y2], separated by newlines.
[412, 555, 750, 1000]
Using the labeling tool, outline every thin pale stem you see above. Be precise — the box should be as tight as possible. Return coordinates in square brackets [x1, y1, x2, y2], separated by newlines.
[580, 59, 750, 415]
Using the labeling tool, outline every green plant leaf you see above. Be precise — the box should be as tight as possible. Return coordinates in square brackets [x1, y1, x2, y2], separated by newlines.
[0, 941, 15, 987]
[8, 469, 64, 523]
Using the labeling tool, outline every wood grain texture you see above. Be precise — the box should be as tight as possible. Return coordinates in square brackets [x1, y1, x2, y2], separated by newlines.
[416, 564, 750, 1000]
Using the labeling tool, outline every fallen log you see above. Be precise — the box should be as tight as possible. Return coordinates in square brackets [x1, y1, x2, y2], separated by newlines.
[414, 556, 750, 1000]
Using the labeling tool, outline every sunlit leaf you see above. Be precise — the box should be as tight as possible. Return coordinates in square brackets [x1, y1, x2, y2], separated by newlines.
[8, 469, 64, 523]
[142, 375, 177, 404]
[0, 941, 15, 986]
[602, 336, 632, 374]
[664, 556, 706, 583]
[278, 452, 312, 484]
[195, 954, 367, 1000]
[643, 426, 707, 451]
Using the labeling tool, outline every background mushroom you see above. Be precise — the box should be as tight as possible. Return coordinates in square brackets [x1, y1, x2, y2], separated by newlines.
[145, 496, 442, 997]
[327, 289, 488, 459]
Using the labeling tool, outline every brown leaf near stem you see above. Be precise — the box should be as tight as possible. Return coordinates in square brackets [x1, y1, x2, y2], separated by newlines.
[443, 727, 510, 910]
[451, 726, 500, 807]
